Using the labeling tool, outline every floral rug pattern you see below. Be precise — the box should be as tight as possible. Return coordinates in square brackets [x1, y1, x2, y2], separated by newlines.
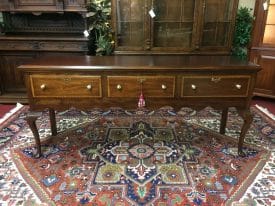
[0, 106, 274, 205]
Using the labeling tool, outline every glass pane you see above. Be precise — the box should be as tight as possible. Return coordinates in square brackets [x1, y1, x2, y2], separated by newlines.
[263, 4, 275, 44]
[153, 22, 193, 47]
[115, 0, 145, 47]
[202, 22, 230, 46]
[201, 0, 234, 47]
[117, 22, 144, 46]
[266, 5, 275, 24]
[153, 0, 195, 48]
[263, 25, 275, 44]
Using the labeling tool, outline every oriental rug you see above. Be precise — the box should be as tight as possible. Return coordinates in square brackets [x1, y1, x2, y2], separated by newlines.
[0, 106, 274, 206]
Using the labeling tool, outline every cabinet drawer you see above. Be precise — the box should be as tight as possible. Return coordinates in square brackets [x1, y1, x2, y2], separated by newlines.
[181, 76, 250, 97]
[30, 75, 101, 97]
[108, 76, 175, 97]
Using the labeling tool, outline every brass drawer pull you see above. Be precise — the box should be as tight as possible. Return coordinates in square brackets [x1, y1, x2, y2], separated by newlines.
[161, 84, 167, 90]
[235, 84, 242, 90]
[40, 84, 46, 90]
[116, 84, 122, 90]
[211, 77, 221, 83]
[87, 84, 92, 90]
[191, 84, 197, 90]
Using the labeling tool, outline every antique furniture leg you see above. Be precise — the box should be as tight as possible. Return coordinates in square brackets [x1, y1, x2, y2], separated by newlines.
[238, 109, 253, 157]
[220, 107, 228, 134]
[26, 112, 42, 158]
[49, 108, 57, 136]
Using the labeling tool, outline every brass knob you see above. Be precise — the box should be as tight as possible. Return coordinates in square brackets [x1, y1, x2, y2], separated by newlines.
[235, 84, 242, 89]
[161, 84, 167, 90]
[191, 84, 197, 90]
[116, 84, 122, 90]
[40, 84, 46, 90]
[87, 84, 92, 90]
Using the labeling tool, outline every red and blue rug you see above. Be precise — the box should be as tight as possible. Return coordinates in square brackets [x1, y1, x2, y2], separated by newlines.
[0, 106, 274, 205]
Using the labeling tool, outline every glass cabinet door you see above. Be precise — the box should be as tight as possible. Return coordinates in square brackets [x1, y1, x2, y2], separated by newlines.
[113, 0, 147, 50]
[152, 0, 196, 50]
[200, 0, 236, 48]
[263, 0, 275, 46]
[111, 0, 238, 54]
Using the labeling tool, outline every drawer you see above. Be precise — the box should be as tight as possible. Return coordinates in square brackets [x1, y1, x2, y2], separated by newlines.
[108, 76, 175, 97]
[30, 75, 102, 97]
[181, 76, 250, 97]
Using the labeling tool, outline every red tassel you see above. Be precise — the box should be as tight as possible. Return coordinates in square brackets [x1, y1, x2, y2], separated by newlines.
[138, 92, 145, 108]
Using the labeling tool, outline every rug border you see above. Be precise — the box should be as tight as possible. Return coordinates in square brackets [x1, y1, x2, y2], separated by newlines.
[11, 150, 56, 206]
[226, 150, 271, 205]
[0, 105, 28, 150]
[252, 105, 275, 124]
[0, 103, 25, 125]
[254, 104, 275, 121]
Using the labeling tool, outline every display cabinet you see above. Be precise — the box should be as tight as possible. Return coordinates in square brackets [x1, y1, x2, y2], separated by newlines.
[250, 0, 275, 98]
[0, 1, 88, 103]
[111, 0, 239, 54]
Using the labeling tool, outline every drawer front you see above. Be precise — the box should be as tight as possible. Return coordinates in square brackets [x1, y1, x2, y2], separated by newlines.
[181, 76, 250, 97]
[108, 76, 175, 97]
[30, 75, 101, 97]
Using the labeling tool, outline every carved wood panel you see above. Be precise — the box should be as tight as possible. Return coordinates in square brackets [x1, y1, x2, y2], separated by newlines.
[0, 0, 87, 12]
[3, 12, 85, 33]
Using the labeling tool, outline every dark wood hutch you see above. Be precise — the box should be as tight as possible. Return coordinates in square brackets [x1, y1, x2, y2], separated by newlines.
[0, 0, 88, 103]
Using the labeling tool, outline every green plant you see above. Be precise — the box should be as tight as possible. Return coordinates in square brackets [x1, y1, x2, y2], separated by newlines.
[86, 0, 113, 55]
[232, 7, 254, 60]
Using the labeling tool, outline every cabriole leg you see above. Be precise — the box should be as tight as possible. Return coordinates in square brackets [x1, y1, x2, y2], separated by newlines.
[238, 109, 253, 157]
[26, 112, 42, 158]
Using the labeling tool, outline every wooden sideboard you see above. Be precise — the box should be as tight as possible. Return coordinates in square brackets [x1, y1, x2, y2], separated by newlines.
[18, 55, 260, 157]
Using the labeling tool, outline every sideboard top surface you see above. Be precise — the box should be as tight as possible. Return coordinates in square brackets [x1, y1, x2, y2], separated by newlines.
[18, 55, 260, 72]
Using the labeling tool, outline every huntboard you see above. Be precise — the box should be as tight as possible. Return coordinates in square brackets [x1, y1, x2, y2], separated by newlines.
[18, 55, 261, 157]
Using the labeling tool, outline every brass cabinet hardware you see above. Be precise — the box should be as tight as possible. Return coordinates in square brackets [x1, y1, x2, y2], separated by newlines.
[40, 84, 46, 90]
[161, 84, 167, 90]
[116, 84, 122, 90]
[235, 84, 242, 89]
